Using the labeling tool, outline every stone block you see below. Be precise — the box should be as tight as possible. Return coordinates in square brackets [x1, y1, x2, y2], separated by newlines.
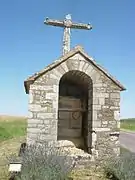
[92, 131, 97, 147]
[110, 106, 120, 110]
[93, 110, 97, 121]
[87, 68, 97, 78]
[53, 100, 58, 109]
[43, 119, 50, 124]
[92, 73, 101, 82]
[28, 119, 43, 124]
[40, 106, 48, 112]
[66, 59, 79, 70]
[102, 124, 108, 128]
[37, 113, 54, 119]
[34, 90, 41, 95]
[27, 128, 41, 134]
[114, 111, 120, 121]
[29, 104, 41, 112]
[52, 69, 63, 79]
[78, 60, 85, 71]
[85, 63, 94, 74]
[39, 125, 51, 134]
[102, 105, 109, 109]
[30, 85, 53, 91]
[110, 135, 119, 141]
[93, 121, 101, 128]
[108, 121, 117, 126]
[51, 126, 57, 134]
[39, 134, 57, 141]
[94, 87, 106, 93]
[53, 85, 59, 93]
[106, 88, 113, 93]
[56, 65, 66, 75]
[27, 133, 39, 142]
[50, 73, 60, 81]
[51, 119, 57, 128]
[28, 112, 33, 118]
[72, 53, 86, 60]
[45, 78, 58, 85]
[82, 62, 89, 72]
[93, 127, 111, 132]
[93, 97, 99, 105]
[93, 83, 103, 88]
[60, 62, 69, 72]
[28, 123, 37, 128]
[46, 93, 56, 100]
[97, 113, 102, 118]
[93, 92, 109, 98]
[114, 101, 120, 107]
[40, 99, 53, 107]
[29, 91, 34, 104]
[110, 93, 120, 99]
[27, 133, 38, 138]
[93, 105, 102, 110]
[99, 98, 105, 105]
[102, 121, 108, 125]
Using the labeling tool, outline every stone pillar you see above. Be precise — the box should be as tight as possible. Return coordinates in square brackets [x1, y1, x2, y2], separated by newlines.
[92, 79, 120, 160]
[27, 83, 59, 144]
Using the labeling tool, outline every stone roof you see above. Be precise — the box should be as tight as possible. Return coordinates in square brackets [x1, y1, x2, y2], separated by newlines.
[24, 45, 126, 94]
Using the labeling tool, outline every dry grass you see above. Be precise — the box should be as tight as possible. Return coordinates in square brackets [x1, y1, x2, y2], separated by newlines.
[0, 136, 26, 180]
[0, 136, 107, 180]
[0, 115, 26, 121]
[0, 115, 26, 179]
[70, 168, 107, 180]
[0, 115, 107, 179]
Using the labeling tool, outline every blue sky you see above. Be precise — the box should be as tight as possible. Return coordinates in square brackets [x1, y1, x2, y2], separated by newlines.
[0, 0, 135, 118]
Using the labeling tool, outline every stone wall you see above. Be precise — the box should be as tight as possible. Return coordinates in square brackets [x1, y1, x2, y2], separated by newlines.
[27, 83, 58, 143]
[27, 52, 121, 159]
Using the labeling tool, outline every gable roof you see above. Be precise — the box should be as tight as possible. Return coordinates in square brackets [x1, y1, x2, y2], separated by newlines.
[24, 45, 126, 94]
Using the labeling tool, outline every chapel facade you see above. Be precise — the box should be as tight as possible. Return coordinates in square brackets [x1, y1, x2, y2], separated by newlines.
[24, 15, 126, 160]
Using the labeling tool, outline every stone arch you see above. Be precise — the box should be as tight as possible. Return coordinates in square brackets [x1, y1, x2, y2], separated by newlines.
[50, 54, 101, 85]
[57, 70, 93, 153]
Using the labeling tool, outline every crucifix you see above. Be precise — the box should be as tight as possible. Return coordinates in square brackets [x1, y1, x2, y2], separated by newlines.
[44, 14, 92, 55]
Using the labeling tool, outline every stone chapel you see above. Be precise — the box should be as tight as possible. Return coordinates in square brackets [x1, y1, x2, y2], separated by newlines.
[24, 15, 126, 160]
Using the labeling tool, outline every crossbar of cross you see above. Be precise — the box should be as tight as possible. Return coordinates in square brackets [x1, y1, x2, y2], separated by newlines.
[44, 14, 92, 55]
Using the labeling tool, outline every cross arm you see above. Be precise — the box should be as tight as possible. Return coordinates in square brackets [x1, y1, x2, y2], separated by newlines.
[44, 18, 64, 27]
[71, 22, 92, 30]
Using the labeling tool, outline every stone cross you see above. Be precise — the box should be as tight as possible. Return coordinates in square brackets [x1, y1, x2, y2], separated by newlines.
[44, 14, 92, 55]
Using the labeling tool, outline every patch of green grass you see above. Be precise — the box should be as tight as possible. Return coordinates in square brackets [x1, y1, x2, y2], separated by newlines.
[0, 116, 27, 142]
[121, 118, 135, 131]
[120, 146, 130, 154]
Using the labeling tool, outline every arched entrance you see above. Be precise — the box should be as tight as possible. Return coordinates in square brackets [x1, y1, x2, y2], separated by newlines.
[57, 70, 93, 152]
